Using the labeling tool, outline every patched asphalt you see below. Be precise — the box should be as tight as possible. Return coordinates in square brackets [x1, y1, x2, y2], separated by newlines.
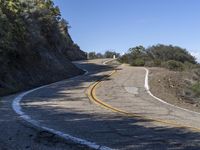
[13, 59, 200, 149]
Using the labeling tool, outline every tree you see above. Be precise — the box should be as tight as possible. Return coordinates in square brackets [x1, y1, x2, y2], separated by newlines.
[119, 44, 197, 68]
[88, 52, 97, 59]
[104, 50, 120, 58]
[0, 0, 85, 64]
[128, 46, 146, 59]
[146, 44, 196, 64]
[96, 53, 103, 58]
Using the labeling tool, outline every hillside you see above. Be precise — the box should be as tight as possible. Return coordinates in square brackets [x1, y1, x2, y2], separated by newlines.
[119, 44, 200, 110]
[0, 0, 86, 96]
[149, 67, 200, 112]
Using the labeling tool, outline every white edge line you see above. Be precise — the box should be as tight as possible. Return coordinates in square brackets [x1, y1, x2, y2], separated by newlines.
[102, 59, 116, 65]
[12, 61, 112, 150]
[144, 67, 200, 116]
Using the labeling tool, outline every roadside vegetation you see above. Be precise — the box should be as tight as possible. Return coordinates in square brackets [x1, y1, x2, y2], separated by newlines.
[88, 50, 120, 59]
[119, 44, 200, 107]
[0, 0, 86, 96]
[191, 83, 200, 96]
[119, 44, 197, 70]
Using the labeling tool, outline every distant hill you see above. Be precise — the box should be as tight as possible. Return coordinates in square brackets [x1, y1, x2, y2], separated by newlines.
[0, 0, 86, 96]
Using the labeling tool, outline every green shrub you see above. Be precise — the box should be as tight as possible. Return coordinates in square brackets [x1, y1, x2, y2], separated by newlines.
[163, 60, 184, 71]
[119, 54, 129, 63]
[153, 59, 162, 66]
[191, 82, 200, 96]
[131, 58, 145, 66]
[144, 61, 154, 67]
[184, 61, 197, 70]
[146, 44, 197, 64]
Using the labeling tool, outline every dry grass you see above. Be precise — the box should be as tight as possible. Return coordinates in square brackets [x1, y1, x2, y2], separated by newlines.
[149, 67, 200, 112]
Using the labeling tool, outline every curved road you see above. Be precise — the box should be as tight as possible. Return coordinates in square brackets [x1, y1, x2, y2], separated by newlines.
[12, 59, 200, 149]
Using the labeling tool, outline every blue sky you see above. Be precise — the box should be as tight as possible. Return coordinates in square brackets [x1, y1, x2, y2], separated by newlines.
[54, 0, 200, 61]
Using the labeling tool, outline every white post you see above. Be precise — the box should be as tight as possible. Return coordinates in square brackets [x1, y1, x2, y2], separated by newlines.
[113, 55, 116, 59]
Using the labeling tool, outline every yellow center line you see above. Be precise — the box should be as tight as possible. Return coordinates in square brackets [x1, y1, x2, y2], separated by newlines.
[86, 69, 200, 132]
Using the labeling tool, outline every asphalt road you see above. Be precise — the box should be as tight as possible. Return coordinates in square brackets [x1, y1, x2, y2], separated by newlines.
[11, 59, 200, 149]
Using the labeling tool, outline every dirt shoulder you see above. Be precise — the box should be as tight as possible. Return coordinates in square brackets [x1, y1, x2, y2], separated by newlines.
[149, 67, 200, 113]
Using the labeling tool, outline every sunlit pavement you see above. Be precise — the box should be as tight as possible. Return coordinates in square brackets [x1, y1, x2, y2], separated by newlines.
[19, 59, 200, 149]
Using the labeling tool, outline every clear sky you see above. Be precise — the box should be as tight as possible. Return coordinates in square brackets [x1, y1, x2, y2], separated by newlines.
[53, 0, 200, 61]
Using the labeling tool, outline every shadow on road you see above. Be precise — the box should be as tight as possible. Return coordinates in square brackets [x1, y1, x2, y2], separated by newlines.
[22, 106, 200, 149]
[19, 61, 200, 149]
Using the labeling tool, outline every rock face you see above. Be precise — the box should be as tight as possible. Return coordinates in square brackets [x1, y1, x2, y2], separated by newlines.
[0, 41, 86, 96]
[0, 51, 85, 96]
[0, 0, 86, 96]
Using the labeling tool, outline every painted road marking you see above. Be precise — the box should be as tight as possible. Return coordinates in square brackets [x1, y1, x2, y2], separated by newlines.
[12, 61, 113, 150]
[87, 67, 200, 132]
[144, 68, 200, 115]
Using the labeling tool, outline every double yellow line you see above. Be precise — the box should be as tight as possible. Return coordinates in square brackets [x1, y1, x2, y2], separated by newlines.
[87, 69, 200, 132]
